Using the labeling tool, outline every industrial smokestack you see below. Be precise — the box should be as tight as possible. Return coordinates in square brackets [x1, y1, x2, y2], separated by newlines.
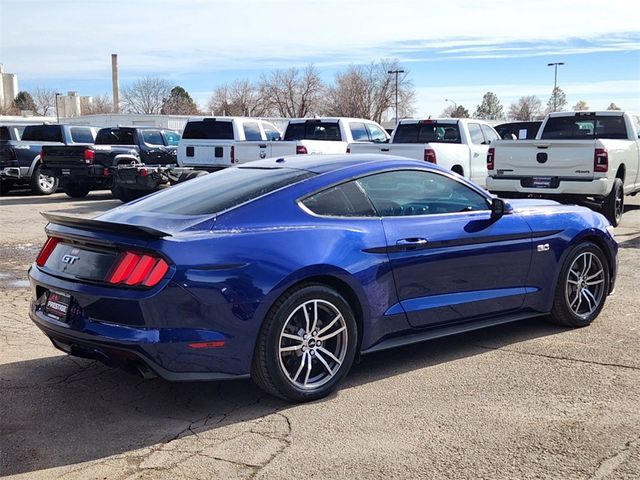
[111, 54, 120, 113]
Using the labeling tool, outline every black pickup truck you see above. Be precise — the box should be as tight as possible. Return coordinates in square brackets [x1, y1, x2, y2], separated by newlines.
[41, 126, 180, 198]
[0, 123, 97, 195]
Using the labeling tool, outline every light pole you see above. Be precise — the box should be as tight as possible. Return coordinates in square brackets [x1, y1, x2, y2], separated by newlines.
[445, 98, 457, 113]
[547, 62, 565, 111]
[388, 69, 405, 125]
[55, 93, 62, 123]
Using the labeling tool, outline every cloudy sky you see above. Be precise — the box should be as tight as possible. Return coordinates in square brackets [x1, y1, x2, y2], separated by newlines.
[1, 0, 639, 116]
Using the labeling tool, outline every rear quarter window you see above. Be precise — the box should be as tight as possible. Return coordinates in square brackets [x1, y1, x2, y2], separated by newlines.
[70, 127, 95, 144]
[301, 181, 376, 217]
[182, 120, 234, 140]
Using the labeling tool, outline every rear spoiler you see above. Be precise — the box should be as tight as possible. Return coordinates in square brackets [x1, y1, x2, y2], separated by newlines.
[41, 212, 172, 238]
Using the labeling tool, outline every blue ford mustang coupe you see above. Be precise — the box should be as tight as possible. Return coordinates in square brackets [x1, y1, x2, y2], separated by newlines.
[29, 155, 617, 402]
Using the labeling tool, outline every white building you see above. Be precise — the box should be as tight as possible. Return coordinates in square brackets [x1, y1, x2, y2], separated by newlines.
[0, 64, 19, 109]
[57, 91, 94, 118]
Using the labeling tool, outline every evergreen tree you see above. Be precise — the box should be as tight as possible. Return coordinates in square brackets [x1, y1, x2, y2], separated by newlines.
[13, 91, 37, 112]
[546, 87, 567, 112]
[161, 86, 200, 115]
[473, 92, 504, 120]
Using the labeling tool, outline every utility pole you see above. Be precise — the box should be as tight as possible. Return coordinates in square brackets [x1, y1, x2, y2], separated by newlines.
[112, 54, 120, 113]
[547, 62, 565, 112]
[55, 93, 61, 123]
[445, 98, 457, 113]
[387, 69, 405, 125]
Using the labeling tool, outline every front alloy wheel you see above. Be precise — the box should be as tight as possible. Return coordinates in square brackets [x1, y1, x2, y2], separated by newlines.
[252, 284, 357, 402]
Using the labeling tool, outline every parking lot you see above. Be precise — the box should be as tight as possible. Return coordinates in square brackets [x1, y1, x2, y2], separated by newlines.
[1, 189, 639, 480]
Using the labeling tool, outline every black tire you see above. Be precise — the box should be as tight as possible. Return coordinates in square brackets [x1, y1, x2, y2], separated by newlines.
[178, 170, 208, 183]
[548, 242, 610, 327]
[63, 183, 91, 198]
[602, 178, 624, 227]
[0, 180, 14, 196]
[111, 185, 146, 203]
[251, 283, 358, 402]
[30, 163, 59, 195]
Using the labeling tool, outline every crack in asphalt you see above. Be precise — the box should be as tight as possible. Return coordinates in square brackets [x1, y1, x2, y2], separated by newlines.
[474, 344, 640, 372]
[589, 436, 640, 480]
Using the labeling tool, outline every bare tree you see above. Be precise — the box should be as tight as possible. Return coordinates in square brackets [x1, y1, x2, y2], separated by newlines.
[84, 94, 114, 114]
[258, 65, 325, 117]
[121, 77, 173, 114]
[324, 60, 415, 122]
[509, 96, 543, 120]
[207, 80, 267, 116]
[573, 100, 589, 111]
[31, 87, 57, 116]
[606, 102, 621, 111]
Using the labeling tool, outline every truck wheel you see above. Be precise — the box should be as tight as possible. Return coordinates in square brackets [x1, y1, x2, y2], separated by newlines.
[30, 164, 59, 195]
[112, 185, 145, 203]
[602, 178, 624, 227]
[63, 183, 91, 198]
[178, 170, 208, 182]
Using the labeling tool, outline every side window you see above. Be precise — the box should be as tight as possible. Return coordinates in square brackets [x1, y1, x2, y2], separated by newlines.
[301, 181, 376, 217]
[356, 170, 489, 216]
[349, 122, 369, 142]
[480, 124, 499, 143]
[243, 122, 262, 141]
[262, 122, 281, 141]
[366, 123, 389, 143]
[70, 127, 95, 144]
[468, 123, 486, 145]
[163, 131, 181, 146]
[141, 130, 164, 146]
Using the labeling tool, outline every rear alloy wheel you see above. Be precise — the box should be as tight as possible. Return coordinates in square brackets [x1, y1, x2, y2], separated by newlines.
[548, 243, 610, 327]
[30, 164, 59, 195]
[252, 284, 357, 402]
[602, 178, 624, 227]
[63, 183, 91, 198]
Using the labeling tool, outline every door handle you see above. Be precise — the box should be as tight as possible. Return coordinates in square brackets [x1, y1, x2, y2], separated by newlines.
[473, 152, 480, 157]
[396, 238, 428, 247]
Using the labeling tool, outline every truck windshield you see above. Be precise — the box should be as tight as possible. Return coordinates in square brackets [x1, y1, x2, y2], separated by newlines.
[182, 120, 234, 140]
[541, 115, 628, 140]
[393, 123, 462, 144]
[21, 125, 63, 142]
[96, 129, 135, 145]
[120, 167, 314, 215]
[284, 122, 342, 141]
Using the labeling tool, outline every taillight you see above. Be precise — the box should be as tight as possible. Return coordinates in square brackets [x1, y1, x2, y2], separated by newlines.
[296, 145, 308, 155]
[107, 252, 169, 287]
[84, 148, 95, 164]
[487, 147, 495, 171]
[139, 168, 148, 177]
[594, 148, 608, 173]
[36, 237, 60, 267]
[424, 148, 436, 163]
[230, 145, 235, 164]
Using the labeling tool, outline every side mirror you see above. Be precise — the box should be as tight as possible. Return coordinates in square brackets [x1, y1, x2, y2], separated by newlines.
[490, 198, 512, 219]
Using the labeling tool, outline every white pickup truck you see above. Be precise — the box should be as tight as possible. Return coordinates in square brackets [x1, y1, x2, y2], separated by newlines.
[486, 111, 640, 226]
[346, 118, 500, 187]
[178, 116, 389, 169]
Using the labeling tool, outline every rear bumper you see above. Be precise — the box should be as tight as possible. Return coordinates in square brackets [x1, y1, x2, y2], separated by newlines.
[28, 266, 252, 380]
[487, 176, 612, 197]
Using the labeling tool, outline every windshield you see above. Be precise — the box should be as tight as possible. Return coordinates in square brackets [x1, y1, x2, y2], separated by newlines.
[120, 167, 314, 215]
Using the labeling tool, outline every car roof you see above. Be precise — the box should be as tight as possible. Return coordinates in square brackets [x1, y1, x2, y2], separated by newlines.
[239, 153, 440, 174]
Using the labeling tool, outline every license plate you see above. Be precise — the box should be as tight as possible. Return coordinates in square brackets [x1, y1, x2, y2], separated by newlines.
[531, 176, 552, 188]
[45, 291, 71, 320]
